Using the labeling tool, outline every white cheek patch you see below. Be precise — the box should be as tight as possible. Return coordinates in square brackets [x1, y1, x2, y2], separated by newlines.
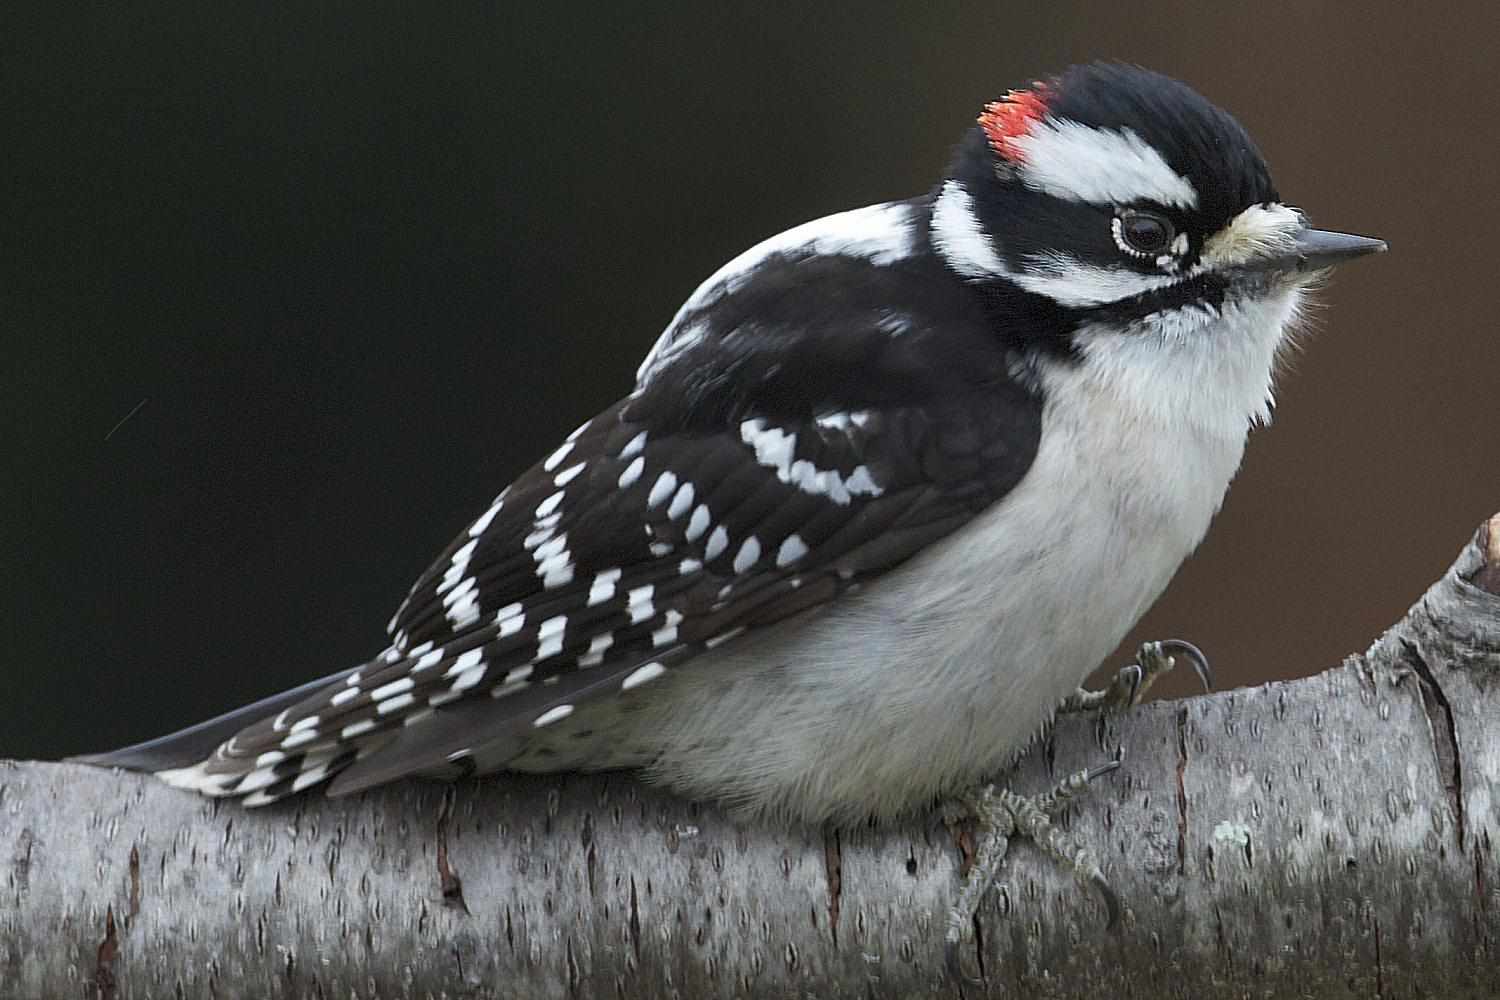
[1201, 203, 1301, 268]
[1008, 121, 1198, 210]
[638, 202, 918, 385]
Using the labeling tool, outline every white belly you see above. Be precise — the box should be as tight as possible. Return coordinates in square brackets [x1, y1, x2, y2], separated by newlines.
[512, 367, 1249, 824]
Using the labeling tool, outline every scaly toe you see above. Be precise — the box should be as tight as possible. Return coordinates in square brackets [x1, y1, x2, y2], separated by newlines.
[942, 756, 1123, 980]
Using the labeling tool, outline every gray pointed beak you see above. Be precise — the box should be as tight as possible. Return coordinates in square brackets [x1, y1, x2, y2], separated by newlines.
[1279, 227, 1387, 272]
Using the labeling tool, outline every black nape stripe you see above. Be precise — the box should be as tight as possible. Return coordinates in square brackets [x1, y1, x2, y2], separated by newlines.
[964, 277, 1080, 361]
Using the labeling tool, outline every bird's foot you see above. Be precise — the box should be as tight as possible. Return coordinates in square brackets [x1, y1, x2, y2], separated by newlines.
[1058, 638, 1213, 714]
[943, 754, 1122, 983]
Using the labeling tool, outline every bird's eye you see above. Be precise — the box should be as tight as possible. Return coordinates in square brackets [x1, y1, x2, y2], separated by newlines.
[1114, 210, 1176, 259]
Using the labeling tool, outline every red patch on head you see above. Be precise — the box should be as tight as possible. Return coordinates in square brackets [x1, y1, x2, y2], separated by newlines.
[978, 85, 1050, 162]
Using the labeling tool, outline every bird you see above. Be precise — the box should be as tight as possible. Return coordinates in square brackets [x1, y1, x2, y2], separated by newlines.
[76, 62, 1384, 958]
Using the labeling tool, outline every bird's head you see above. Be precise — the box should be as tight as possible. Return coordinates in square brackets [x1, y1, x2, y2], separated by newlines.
[933, 63, 1384, 431]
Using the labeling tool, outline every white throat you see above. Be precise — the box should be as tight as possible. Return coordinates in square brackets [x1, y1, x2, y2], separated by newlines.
[1068, 285, 1304, 439]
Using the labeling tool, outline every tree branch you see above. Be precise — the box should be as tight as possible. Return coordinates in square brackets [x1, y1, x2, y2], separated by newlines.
[4, 516, 1498, 999]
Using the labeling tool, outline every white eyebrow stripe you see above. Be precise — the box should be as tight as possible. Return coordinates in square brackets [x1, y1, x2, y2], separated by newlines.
[1009, 121, 1198, 210]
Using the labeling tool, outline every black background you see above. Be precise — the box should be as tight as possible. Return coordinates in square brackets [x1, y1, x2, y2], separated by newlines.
[7, 3, 1498, 759]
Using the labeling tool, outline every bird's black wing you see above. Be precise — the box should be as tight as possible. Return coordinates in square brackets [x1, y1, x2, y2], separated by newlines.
[79, 242, 1043, 803]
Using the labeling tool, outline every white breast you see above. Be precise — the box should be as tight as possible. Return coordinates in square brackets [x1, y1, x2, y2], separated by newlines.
[523, 288, 1303, 824]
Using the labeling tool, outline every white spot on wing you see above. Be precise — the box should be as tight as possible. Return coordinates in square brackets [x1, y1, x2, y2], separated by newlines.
[627, 584, 655, 624]
[540, 554, 575, 589]
[445, 582, 481, 631]
[376, 692, 416, 715]
[620, 430, 648, 458]
[524, 524, 556, 550]
[553, 461, 586, 487]
[449, 664, 487, 693]
[281, 729, 319, 749]
[534, 533, 568, 561]
[777, 534, 808, 567]
[444, 648, 485, 676]
[439, 539, 479, 594]
[815, 411, 871, 433]
[537, 614, 568, 659]
[495, 602, 525, 637]
[533, 704, 574, 727]
[667, 481, 695, 519]
[370, 677, 414, 701]
[733, 535, 761, 573]
[739, 419, 883, 505]
[342, 718, 378, 739]
[686, 504, 711, 542]
[647, 470, 678, 509]
[535, 490, 566, 519]
[579, 632, 614, 667]
[442, 576, 475, 609]
[652, 609, 684, 648]
[588, 568, 622, 606]
[704, 525, 728, 561]
[618, 456, 645, 489]
[843, 466, 880, 498]
[468, 499, 503, 538]
[543, 440, 574, 472]
[622, 661, 666, 690]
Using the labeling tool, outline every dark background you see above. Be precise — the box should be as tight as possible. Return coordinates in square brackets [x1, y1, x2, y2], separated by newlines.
[6, 4, 1497, 760]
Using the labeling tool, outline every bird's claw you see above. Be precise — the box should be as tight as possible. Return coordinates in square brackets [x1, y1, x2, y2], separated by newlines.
[1060, 637, 1213, 713]
[943, 753, 1123, 982]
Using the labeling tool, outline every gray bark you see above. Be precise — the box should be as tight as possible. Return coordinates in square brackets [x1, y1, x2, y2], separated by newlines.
[4, 518, 1499, 1000]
